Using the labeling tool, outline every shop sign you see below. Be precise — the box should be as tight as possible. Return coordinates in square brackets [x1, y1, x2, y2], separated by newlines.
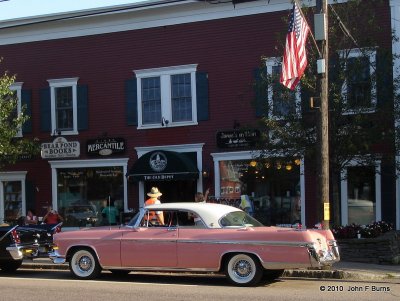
[86, 137, 125, 156]
[216, 129, 260, 149]
[41, 137, 80, 159]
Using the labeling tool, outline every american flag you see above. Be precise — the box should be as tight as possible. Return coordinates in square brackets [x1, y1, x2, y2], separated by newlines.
[280, 2, 310, 90]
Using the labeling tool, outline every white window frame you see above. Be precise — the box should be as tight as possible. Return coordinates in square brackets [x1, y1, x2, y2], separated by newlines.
[134, 64, 198, 129]
[48, 77, 79, 136]
[340, 159, 381, 225]
[340, 48, 377, 115]
[0, 171, 27, 224]
[49, 158, 129, 214]
[210, 150, 306, 226]
[9, 82, 23, 137]
[265, 58, 301, 120]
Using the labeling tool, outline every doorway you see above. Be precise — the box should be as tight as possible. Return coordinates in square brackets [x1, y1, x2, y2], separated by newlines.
[144, 180, 196, 203]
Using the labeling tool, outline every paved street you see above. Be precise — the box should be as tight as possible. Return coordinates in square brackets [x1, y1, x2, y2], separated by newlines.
[0, 269, 398, 301]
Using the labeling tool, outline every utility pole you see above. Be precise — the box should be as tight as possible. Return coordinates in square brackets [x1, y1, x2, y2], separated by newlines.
[315, 0, 330, 229]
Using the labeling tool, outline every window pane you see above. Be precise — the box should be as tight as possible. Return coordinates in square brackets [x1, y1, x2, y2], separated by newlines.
[347, 166, 375, 225]
[271, 66, 296, 116]
[55, 87, 73, 130]
[346, 57, 371, 108]
[3, 181, 22, 223]
[142, 77, 161, 124]
[171, 73, 192, 122]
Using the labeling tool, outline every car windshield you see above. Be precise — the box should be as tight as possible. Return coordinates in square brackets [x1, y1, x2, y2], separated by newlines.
[219, 211, 264, 228]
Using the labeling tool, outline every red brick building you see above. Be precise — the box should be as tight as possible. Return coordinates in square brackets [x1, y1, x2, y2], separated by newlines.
[0, 0, 399, 229]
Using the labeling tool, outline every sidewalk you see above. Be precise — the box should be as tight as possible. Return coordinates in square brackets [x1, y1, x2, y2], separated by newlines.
[21, 259, 400, 281]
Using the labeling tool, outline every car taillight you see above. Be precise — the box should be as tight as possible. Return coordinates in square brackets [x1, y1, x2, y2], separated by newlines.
[11, 229, 21, 244]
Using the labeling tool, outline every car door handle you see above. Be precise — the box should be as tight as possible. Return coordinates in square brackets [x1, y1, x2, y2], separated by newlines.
[167, 228, 177, 231]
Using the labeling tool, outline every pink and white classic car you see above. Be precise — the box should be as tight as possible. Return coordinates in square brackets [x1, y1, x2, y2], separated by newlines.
[50, 202, 340, 286]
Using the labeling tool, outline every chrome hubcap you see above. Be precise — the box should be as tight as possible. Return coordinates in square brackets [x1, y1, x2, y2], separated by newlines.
[234, 260, 252, 278]
[78, 256, 92, 272]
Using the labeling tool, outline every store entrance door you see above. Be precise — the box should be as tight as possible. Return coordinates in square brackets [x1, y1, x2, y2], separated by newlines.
[145, 180, 196, 203]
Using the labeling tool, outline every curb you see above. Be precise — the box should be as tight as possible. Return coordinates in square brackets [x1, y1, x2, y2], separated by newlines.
[21, 261, 399, 280]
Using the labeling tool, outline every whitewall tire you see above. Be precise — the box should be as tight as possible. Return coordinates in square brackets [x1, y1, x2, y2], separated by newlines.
[69, 249, 101, 279]
[225, 253, 263, 286]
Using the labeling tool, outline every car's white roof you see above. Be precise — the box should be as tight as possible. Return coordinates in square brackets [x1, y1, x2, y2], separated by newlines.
[143, 202, 242, 228]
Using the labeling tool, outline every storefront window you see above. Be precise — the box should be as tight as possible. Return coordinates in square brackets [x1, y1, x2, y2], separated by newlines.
[347, 166, 375, 225]
[218, 160, 301, 226]
[57, 167, 124, 227]
[2, 181, 22, 223]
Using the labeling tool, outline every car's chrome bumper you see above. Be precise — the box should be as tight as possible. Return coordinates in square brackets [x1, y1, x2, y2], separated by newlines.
[49, 250, 66, 264]
[308, 240, 340, 267]
[6, 244, 38, 260]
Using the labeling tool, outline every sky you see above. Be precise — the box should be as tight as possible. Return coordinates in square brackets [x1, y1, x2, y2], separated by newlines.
[0, 0, 148, 21]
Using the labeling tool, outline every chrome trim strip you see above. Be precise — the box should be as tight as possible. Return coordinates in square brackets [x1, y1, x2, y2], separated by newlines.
[177, 240, 310, 247]
[102, 265, 218, 273]
[0, 225, 18, 242]
[122, 239, 310, 248]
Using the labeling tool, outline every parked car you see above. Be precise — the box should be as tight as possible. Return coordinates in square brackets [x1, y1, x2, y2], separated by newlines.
[18, 223, 62, 257]
[63, 205, 98, 227]
[0, 222, 62, 272]
[0, 225, 38, 272]
[50, 203, 340, 286]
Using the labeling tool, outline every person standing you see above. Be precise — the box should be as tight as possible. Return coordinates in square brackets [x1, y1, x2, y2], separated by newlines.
[145, 187, 164, 224]
[25, 209, 38, 225]
[194, 188, 210, 203]
[192, 188, 209, 225]
[240, 194, 254, 217]
[43, 206, 63, 224]
[101, 197, 119, 225]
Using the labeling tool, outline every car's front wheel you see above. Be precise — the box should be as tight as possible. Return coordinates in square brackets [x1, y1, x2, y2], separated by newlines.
[225, 253, 263, 286]
[0, 259, 23, 273]
[69, 249, 101, 279]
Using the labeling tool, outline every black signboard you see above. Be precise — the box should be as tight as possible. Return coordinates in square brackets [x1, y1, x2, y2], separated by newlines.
[86, 137, 125, 156]
[216, 129, 260, 149]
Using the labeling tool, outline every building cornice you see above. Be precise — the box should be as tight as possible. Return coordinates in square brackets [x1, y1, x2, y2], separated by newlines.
[0, 0, 291, 46]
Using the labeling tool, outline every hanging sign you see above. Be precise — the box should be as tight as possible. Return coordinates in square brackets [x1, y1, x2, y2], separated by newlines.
[216, 129, 260, 149]
[86, 137, 125, 156]
[41, 137, 80, 159]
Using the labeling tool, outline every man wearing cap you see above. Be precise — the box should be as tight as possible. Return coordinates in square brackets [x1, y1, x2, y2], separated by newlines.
[145, 187, 164, 224]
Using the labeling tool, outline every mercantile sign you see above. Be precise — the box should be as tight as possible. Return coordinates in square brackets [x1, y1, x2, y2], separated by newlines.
[86, 137, 125, 156]
[41, 137, 80, 159]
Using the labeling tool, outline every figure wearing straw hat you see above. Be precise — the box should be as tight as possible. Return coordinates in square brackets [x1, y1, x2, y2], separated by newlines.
[145, 187, 164, 225]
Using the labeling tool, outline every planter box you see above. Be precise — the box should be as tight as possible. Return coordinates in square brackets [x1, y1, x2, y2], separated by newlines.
[337, 231, 400, 264]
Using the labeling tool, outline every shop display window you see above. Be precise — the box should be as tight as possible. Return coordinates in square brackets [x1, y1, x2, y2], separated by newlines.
[57, 167, 124, 227]
[218, 160, 301, 226]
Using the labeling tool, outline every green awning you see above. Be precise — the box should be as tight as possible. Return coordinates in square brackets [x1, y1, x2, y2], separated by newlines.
[127, 150, 199, 182]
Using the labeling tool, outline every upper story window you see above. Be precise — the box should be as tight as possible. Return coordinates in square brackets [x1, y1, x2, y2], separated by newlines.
[9, 82, 23, 137]
[340, 48, 376, 114]
[48, 78, 79, 135]
[134, 65, 198, 129]
[265, 58, 300, 119]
